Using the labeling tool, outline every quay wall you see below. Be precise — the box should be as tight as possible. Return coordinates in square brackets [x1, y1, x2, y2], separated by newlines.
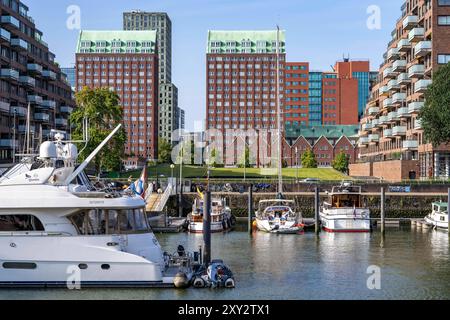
[171, 193, 447, 219]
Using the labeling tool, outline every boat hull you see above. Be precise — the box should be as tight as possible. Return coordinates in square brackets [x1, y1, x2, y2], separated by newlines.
[424, 214, 448, 229]
[320, 209, 371, 233]
[255, 218, 302, 234]
[188, 221, 228, 233]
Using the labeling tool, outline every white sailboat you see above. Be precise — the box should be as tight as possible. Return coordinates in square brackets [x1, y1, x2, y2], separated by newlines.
[0, 125, 194, 287]
[255, 27, 302, 234]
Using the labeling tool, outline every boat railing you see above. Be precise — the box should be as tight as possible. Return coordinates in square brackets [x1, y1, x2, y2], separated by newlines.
[0, 231, 73, 237]
[152, 183, 173, 212]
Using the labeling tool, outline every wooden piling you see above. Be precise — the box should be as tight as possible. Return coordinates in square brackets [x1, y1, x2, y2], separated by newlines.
[381, 187, 385, 236]
[248, 184, 253, 235]
[315, 186, 320, 234]
[448, 188, 450, 234]
[203, 191, 212, 265]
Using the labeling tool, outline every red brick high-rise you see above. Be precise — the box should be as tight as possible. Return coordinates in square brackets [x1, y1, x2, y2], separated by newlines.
[75, 31, 159, 165]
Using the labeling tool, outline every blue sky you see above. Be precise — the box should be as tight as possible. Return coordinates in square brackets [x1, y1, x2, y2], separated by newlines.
[26, 0, 403, 130]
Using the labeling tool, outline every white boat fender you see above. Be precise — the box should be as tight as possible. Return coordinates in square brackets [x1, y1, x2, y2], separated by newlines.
[173, 272, 190, 289]
[225, 278, 235, 288]
[193, 277, 206, 288]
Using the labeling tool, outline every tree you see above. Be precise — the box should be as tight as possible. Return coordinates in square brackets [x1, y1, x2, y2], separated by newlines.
[332, 152, 349, 174]
[301, 150, 317, 168]
[70, 87, 126, 173]
[419, 62, 450, 147]
[237, 146, 251, 168]
[158, 138, 172, 164]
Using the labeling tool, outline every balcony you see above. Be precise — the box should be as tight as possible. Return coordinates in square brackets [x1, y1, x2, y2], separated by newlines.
[27, 63, 43, 75]
[397, 39, 411, 52]
[392, 60, 407, 72]
[397, 73, 411, 85]
[383, 98, 394, 108]
[408, 27, 424, 43]
[372, 118, 379, 127]
[34, 113, 50, 122]
[403, 15, 419, 30]
[403, 140, 419, 150]
[10, 38, 28, 51]
[414, 41, 432, 57]
[11, 106, 27, 117]
[60, 106, 73, 113]
[19, 76, 35, 87]
[368, 107, 379, 115]
[392, 92, 406, 105]
[408, 64, 425, 78]
[397, 107, 410, 118]
[387, 79, 400, 92]
[362, 122, 373, 131]
[55, 118, 68, 127]
[0, 101, 10, 113]
[383, 129, 393, 138]
[387, 48, 399, 61]
[27, 95, 43, 105]
[42, 70, 57, 81]
[408, 101, 425, 114]
[379, 116, 388, 125]
[414, 119, 422, 129]
[388, 111, 399, 122]
[393, 126, 407, 136]
[369, 134, 379, 143]
[379, 85, 389, 96]
[41, 100, 56, 109]
[18, 125, 35, 134]
[0, 139, 19, 148]
[0, 68, 19, 81]
[359, 137, 369, 146]
[0, 15, 20, 30]
[0, 28, 11, 43]
[383, 67, 396, 79]
[414, 79, 432, 93]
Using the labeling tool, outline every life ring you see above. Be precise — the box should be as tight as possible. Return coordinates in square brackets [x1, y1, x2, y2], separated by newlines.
[193, 277, 206, 288]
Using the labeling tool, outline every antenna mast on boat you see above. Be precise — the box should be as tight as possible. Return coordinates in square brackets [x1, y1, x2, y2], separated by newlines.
[276, 26, 283, 196]
[25, 102, 31, 155]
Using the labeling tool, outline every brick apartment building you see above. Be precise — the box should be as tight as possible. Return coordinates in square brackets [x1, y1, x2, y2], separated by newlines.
[75, 30, 159, 166]
[0, 0, 75, 165]
[351, 0, 450, 181]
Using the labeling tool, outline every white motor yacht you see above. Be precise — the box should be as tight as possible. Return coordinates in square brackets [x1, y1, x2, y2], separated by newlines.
[320, 182, 371, 233]
[0, 126, 193, 288]
[188, 197, 234, 233]
[424, 201, 448, 229]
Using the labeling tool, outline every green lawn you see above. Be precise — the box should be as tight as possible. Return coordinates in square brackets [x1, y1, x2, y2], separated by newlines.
[113, 164, 348, 181]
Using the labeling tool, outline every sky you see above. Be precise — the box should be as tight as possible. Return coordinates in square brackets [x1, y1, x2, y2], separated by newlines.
[26, 0, 403, 131]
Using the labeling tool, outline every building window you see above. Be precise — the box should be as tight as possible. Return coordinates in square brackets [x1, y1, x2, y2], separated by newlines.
[438, 54, 450, 64]
[438, 0, 450, 5]
[438, 16, 450, 25]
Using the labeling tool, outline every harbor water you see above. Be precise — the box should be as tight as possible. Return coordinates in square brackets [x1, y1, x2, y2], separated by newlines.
[1, 224, 450, 300]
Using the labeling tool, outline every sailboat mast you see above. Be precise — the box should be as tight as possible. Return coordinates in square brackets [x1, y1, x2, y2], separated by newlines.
[276, 26, 282, 195]
[26, 103, 31, 154]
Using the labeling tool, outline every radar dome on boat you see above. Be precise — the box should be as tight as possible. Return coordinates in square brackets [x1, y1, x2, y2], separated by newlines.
[39, 141, 57, 159]
[63, 143, 78, 159]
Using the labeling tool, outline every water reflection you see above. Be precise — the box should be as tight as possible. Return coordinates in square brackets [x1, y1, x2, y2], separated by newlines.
[1, 227, 450, 300]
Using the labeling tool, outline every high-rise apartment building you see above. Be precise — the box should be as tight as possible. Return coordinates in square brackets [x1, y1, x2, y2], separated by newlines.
[351, 0, 450, 181]
[75, 30, 159, 162]
[206, 30, 286, 132]
[284, 59, 372, 128]
[124, 11, 183, 142]
[0, 0, 75, 164]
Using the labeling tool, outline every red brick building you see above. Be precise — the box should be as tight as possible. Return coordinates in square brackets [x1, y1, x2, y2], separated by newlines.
[75, 31, 159, 166]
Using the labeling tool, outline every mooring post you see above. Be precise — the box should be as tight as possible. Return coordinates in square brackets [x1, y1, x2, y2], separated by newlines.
[447, 188, 450, 234]
[315, 186, 320, 234]
[203, 191, 212, 265]
[248, 184, 253, 235]
[381, 187, 385, 236]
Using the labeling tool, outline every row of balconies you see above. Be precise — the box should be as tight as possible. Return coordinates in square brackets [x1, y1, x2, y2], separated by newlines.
[379, 75, 431, 96]
[359, 136, 419, 150]
[384, 39, 431, 70]
[0, 67, 57, 84]
[362, 102, 425, 131]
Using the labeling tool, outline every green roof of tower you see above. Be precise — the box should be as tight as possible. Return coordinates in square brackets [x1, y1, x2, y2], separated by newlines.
[76, 30, 157, 54]
[206, 30, 286, 54]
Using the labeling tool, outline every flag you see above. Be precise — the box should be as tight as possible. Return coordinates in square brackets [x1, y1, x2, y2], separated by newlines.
[129, 164, 147, 199]
[197, 187, 204, 200]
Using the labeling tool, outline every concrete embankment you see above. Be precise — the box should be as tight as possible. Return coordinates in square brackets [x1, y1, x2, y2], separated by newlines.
[171, 192, 448, 219]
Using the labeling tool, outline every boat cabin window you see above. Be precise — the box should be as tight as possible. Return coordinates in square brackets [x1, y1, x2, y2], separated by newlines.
[69, 208, 150, 235]
[331, 194, 361, 208]
[0, 215, 45, 232]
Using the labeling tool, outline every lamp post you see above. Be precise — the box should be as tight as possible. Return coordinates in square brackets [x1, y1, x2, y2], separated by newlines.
[170, 164, 175, 185]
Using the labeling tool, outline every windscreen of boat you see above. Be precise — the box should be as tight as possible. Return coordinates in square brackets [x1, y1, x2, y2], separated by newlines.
[0, 215, 45, 232]
[331, 194, 361, 208]
[69, 208, 150, 235]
